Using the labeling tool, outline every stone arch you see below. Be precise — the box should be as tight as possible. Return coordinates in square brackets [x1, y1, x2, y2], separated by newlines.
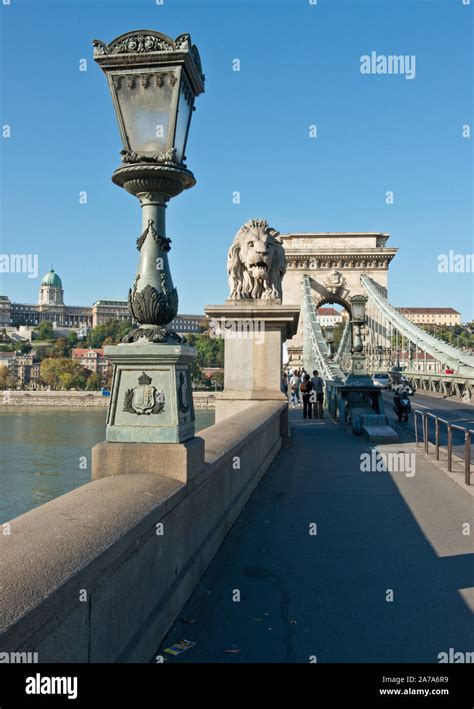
[313, 294, 352, 319]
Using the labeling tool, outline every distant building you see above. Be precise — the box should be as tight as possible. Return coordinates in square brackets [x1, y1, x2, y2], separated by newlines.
[1, 268, 205, 333]
[71, 348, 109, 378]
[396, 307, 461, 327]
[91, 300, 130, 327]
[170, 314, 207, 334]
[12, 353, 41, 386]
[0, 351, 15, 369]
[317, 307, 343, 327]
[1, 352, 41, 387]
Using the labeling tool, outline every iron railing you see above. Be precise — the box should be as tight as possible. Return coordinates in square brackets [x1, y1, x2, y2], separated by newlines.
[414, 409, 472, 485]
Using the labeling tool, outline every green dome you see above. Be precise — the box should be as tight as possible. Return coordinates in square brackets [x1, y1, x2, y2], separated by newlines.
[41, 267, 62, 289]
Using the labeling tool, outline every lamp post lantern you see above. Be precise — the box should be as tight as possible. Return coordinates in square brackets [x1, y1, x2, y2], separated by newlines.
[324, 325, 335, 359]
[92, 30, 205, 445]
[93, 30, 204, 345]
[347, 294, 369, 381]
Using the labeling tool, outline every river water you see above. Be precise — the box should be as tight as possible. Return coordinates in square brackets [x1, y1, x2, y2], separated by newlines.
[0, 408, 215, 524]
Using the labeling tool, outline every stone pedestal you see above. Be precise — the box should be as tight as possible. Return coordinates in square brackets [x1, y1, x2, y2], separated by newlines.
[103, 342, 196, 443]
[345, 353, 373, 387]
[205, 301, 299, 423]
[92, 437, 204, 483]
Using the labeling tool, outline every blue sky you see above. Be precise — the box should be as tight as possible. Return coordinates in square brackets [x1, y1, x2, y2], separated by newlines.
[1, 0, 472, 319]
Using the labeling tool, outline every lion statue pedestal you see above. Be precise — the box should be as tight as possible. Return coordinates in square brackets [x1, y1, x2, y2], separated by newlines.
[205, 219, 300, 424]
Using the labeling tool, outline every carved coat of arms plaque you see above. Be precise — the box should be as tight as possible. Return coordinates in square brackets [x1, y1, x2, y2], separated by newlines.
[123, 372, 165, 415]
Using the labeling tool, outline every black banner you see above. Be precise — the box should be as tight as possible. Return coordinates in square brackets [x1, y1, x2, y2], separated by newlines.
[0, 664, 472, 708]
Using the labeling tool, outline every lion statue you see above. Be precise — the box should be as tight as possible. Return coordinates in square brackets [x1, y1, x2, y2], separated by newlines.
[227, 219, 286, 300]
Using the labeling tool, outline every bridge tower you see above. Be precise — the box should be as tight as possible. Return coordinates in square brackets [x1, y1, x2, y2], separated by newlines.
[281, 232, 398, 365]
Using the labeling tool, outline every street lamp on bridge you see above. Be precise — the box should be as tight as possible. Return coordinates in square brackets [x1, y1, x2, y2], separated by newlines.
[92, 30, 205, 446]
[324, 325, 335, 359]
[347, 294, 370, 382]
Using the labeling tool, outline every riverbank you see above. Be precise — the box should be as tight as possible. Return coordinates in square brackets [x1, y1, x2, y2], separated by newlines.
[0, 390, 217, 408]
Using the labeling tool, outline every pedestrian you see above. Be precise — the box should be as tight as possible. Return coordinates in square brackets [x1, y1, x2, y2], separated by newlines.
[311, 369, 325, 418]
[289, 370, 301, 407]
[300, 373, 313, 419]
[295, 370, 302, 405]
[282, 372, 288, 396]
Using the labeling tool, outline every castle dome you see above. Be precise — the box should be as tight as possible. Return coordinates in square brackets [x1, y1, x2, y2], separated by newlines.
[41, 267, 62, 289]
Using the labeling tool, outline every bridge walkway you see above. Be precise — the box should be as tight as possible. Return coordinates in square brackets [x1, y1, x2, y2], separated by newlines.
[156, 409, 473, 663]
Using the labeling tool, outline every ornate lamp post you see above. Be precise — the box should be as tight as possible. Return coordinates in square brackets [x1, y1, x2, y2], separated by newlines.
[324, 325, 335, 359]
[348, 294, 369, 380]
[92, 30, 204, 445]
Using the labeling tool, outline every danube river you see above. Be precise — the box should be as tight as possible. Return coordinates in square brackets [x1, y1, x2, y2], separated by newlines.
[0, 407, 215, 524]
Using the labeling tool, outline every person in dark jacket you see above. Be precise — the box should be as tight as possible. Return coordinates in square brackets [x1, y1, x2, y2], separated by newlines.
[311, 370, 325, 419]
[300, 373, 314, 419]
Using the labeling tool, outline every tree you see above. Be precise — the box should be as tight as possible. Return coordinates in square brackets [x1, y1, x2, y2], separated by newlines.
[0, 366, 17, 389]
[188, 358, 202, 386]
[185, 333, 197, 347]
[196, 334, 224, 368]
[86, 372, 102, 390]
[86, 318, 132, 348]
[66, 331, 78, 350]
[117, 320, 133, 341]
[51, 338, 68, 358]
[40, 357, 90, 390]
[58, 372, 75, 390]
[40, 358, 63, 389]
[17, 341, 32, 354]
[211, 370, 224, 389]
[331, 322, 346, 351]
[36, 321, 54, 341]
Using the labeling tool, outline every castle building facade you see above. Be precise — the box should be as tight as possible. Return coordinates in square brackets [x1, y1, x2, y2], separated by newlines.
[1, 268, 205, 333]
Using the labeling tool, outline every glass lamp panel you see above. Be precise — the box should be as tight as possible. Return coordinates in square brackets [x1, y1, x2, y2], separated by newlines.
[112, 70, 178, 156]
[351, 298, 365, 321]
[173, 80, 193, 163]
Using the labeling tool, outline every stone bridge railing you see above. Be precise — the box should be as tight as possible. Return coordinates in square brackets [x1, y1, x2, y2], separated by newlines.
[0, 401, 288, 662]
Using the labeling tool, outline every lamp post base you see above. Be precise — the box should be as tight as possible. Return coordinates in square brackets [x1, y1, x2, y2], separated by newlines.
[104, 342, 196, 443]
[121, 324, 182, 344]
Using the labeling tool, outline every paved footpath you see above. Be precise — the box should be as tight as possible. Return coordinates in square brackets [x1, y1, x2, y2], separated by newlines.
[156, 409, 474, 663]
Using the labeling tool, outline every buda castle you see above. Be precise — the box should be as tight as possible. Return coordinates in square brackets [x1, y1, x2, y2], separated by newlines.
[0, 268, 204, 335]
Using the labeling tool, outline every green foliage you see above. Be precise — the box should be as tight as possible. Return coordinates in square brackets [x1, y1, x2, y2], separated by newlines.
[0, 342, 17, 352]
[17, 341, 32, 354]
[51, 338, 68, 358]
[331, 322, 346, 351]
[211, 370, 224, 387]
[86, 372, 102, 390]
[86, 319, 133, 348]
[195, 334, 224, 368]
[66, 331, 78, 349]
[36, 321, 54, 341]
[118, 320, 133, 340]
[182, 333, 224, 386]
[0, 340, 32, 353]
[40, 357, 90, 390]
